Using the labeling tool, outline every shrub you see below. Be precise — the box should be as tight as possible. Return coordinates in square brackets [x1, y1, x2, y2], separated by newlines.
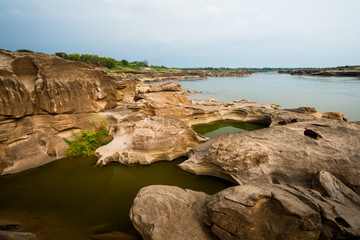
[16, 49, 33, 53]
[63, 117, 113, 157]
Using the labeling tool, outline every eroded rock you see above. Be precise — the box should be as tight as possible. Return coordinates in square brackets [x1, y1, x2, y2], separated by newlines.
[0, 50, 130, 118]
[179, 119, 360, 192]
[95, 115, 206, 165]
[129, 185, 217, 240]
[0, 230, 36, 240]
[205, 172, 360, 240]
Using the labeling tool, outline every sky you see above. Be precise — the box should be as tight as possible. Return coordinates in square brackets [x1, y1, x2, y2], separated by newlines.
[0, 0, 359, 68]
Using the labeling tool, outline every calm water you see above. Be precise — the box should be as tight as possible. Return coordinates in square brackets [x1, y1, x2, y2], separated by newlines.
[176, 72, 360, 121]
[192, 120, 268, 138]
[0, 157, 234, 239]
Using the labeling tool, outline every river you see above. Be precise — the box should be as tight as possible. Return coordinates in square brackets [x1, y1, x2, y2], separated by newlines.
[176, 72, 360, 121]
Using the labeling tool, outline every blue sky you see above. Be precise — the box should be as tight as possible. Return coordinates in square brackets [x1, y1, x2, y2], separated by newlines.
[0, 0, 359, 68]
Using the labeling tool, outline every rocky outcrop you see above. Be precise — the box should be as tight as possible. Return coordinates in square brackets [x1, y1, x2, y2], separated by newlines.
[131, 82, 193, 118]
[0, 230, 36, 240]
[0, 50, 131, 119]
[279, 67, 360, 77]
[111, 70, 249, 82]
[205, 171, 360, 240]
[95, 115, 206, 165]
[179, 119, 360, 192]
[130, 172, 360, 240]
[129, 185, 216, 240]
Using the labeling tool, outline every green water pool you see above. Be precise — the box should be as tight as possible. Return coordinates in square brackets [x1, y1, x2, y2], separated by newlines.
[0, 157, 234, 239]
[192, 119, 268, 137]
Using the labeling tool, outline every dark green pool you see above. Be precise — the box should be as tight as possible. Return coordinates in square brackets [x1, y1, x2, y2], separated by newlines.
[0, 157, 234, 239]
[192, 119, 268, 137]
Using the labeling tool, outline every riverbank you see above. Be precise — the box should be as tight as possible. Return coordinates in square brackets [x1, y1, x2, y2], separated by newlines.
[279, 66, 360, 77]
[108, 69, 251, 82]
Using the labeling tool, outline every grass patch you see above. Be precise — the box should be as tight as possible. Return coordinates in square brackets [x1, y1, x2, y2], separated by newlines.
[64, 117, 113, 157]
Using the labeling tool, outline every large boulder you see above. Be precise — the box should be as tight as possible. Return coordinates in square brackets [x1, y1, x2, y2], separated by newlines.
[129, 172, 360, 240]
[179, 119, 360, 192]
[0, 230, 36, 240]
[130, 82, 193, 118]
[95, 115, 206, 165]
[205, 171, 360, 240]
[0, 50, 131, 119]
[129, 185, 217, 240]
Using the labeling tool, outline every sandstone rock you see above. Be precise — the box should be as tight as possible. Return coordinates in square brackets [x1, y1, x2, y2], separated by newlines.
[0, 109, 144, 175]
[179, 119, 360, 192]
[322, 111, 348, 122]
[148, 82, 182, 92]
[205, 172, 360, 240]
[0, 50, 131, 119]
[0, 230, 36, 240]
[95, 116, 206, 165]
[129, 185, 216, 240]
[205, 184, 322, 240]
[133, 88, 193, 118]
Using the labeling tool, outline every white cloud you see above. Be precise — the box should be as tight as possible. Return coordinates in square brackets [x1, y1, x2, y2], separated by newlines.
[1, 0, 360, 67]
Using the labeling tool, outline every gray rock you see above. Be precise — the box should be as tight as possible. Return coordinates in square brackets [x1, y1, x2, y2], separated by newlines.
[0, 230, 36, 240]
[205, 173, 360, 240]
[179, 119, 360, 193]
[129, 185, 217, 240]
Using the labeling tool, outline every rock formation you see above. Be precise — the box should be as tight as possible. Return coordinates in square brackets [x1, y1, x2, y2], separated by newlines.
[279, 67, 360, 77]
[205, 171, 360, 240]
[129, 185, 216, 240]
[130, 171, 360, 240]
[179, 119, 360, 192]
[0, 50, 136, 174]
[95, 115, 206, 165]
[0, 50, 135, 120]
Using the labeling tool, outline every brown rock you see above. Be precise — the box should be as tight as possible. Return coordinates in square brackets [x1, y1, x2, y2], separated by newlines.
[205, 172, 360, 240]
[0, 50, 132, 119]
[95, 115, 206, 165]
[129, 185, 217, 240]
[179, 119, 360, 192]
[148, 81, 182, 92]
[0, 230, 36, 240]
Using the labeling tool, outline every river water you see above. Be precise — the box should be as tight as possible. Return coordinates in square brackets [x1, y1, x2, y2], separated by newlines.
[176, 72, 360, 121]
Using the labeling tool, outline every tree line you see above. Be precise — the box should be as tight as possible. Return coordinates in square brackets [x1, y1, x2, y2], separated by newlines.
[54, 52, 152, 69]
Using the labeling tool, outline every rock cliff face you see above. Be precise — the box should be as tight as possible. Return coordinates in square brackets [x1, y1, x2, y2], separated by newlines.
[0, 50, 135, 174]
[0, 50, 132, 119]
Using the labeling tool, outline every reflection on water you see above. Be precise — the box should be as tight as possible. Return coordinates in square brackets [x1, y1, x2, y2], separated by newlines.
[192, 120, 267, 137]
[0, 157, 234, 239]
[176, 72, 360, 121]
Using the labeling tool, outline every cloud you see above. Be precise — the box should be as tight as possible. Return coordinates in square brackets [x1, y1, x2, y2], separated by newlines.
[0, 0, 359, 67]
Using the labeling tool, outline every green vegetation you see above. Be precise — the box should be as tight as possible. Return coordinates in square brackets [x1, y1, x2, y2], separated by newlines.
[54, 52, 170, 71]
[16, 49, 34, 53]
[63, 116, 113, 157]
